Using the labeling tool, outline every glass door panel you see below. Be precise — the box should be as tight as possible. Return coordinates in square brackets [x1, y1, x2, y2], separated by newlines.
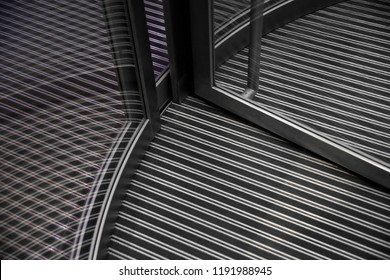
[215, 0, 390, 166]
[190, 0, 390, 188]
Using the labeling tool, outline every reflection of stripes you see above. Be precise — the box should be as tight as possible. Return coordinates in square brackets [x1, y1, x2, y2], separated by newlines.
[72, 121, 141, 260]
[108, 96, 390, 259]
[102, 0, 135, 66]
[101, 0, 143, 121]
[144, 0, 169, 78]
[0, 0, 134, 259]
[1, 99, 126, 259]
[214, 0, 285, 41]
[216, 0, 390, 164]
[214, 0, 250, 33]
[0, 0, 118, 99]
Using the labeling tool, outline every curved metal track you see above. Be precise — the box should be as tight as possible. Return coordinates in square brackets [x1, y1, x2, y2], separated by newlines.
[108, 96, 390, 260]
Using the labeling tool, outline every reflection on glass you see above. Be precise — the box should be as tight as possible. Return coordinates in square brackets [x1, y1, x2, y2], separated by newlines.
[144, 0, 170, 79]
[213, 0, 390, 167]
[0, 0, 143, 259]
[214, 0, 283, 43]
[214, 0, 250, 42]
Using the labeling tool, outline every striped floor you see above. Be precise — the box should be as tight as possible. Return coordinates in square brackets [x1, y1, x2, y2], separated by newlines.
[216, 0, 390, 165]
[107, 96, 390, 260]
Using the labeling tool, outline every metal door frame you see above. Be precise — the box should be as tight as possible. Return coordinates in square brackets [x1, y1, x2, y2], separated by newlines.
[88, 0, 161, 259]
[187, 0, 390, 189]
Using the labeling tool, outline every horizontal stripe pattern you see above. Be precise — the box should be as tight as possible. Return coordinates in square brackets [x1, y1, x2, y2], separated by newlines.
[0, 0, 141, 259]
[108, 96, 390, 259]
[214, 0, 286, 41]
[103, 0, 135, 66]
[144, 0, 169, 79]
[101, 0, 144, 121]
[215, 0, 390, 164]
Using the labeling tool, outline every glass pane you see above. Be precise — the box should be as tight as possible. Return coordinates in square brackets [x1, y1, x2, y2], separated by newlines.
[0, 0, 144, 259]
[213, 0, 390, 168]
[144, 0, 170, 79]
[214, 0, 284, 43]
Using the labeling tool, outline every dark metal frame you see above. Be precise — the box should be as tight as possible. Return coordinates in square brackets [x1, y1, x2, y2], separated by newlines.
[214, 0, 345, 68]
[242, 0, 265, 100]
[188, 0, 390, 189]
[147, 0, 191, 110]
[89, 0, 161, 259]
[156, 68, 173, 110]
[163, 0, 194, 103]
[130, 0, 160, 132]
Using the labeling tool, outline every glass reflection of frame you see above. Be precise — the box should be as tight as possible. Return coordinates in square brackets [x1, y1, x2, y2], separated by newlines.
[190, 0, 390, 188]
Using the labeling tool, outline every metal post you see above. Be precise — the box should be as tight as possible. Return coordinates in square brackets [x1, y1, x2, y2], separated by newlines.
[242, 0, 264, 100]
